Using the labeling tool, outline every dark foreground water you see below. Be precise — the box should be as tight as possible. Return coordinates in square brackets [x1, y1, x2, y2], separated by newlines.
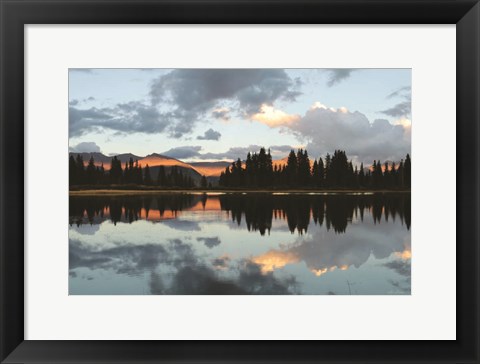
[69, 192, 411, 295]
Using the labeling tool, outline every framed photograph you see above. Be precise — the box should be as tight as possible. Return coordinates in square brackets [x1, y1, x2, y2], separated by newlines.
[1, 0, 478, 363]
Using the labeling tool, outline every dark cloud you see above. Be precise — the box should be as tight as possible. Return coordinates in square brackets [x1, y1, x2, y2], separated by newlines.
[381, 101, 411, 118]
[70, 238, 298, 295]
[69, 99, 79, 106]
[69, 103, 169, 137]
[197, 128, 222, 141]
[212, 256, 230, 268]
[197, 236, 221, 248]
[212, 108, 230, 121]
[161, 146, 202, 159]
[69, 69, 302, 138]
[382, 86, 411, 118]
[167, 259, 298, 295]
[69, 141, 101, 153]
[149, 69, 301, 137]
[326, 69, 355, 87]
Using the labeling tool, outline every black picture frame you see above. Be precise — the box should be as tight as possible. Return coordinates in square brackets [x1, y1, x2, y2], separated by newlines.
[1, 0, 479, 363]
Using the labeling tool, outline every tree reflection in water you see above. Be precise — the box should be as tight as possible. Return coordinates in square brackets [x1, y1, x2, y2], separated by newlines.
[70, 193, 410, 234]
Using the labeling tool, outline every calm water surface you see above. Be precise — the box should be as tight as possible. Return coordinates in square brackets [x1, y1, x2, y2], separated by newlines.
[69, 192, 411, 295]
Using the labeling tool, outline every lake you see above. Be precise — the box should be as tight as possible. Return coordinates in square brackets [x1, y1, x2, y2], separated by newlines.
[69, 192, 411, 295]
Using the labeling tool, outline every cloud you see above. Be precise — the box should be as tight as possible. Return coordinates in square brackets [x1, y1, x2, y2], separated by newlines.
[381, 101, 411, 118]
[270, 145, 295, 152]
[155, 144, 296, 161]
[70, 237, 298, 295]
[326, 69, 355, 87]
[382, 86, 411, 118]
[68, 97, 95, 108]
[250, 220, 410, 279]
[387, 86, 411, 99]
[212, 107, 230, 121]
[69, 141, 101, 153]
[280, 101, 410, 164]
[163, 144, 296, 161]
[197, 128, 222, 141]
[69, 69, 303, 138]
[161, 146, 203, 159]
[69, 102, 169, 137]
[149, 69, 302, 137]
[251, 104, 300, 127]
[197, 236, 221, 248]
[383, 259, 411, 277]
[212, 256, 230, 269]
[161, 220, 201, 232]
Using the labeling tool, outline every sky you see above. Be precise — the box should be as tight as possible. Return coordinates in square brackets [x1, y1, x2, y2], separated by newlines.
[69, 68, 411, 165]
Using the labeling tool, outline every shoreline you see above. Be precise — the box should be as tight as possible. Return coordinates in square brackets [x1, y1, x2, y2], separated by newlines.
[69, 188, 411, 196]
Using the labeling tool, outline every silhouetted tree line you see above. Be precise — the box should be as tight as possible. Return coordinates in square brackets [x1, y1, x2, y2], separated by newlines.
[69, 155, 195, 188]
[219, 148, 411, 190]
[70, 193, 410, 234]
[70, 194, 195, 226]
[219, 193, 410, 235]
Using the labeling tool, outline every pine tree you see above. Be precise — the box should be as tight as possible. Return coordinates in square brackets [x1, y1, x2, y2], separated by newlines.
[75, 154, 85, 184]
[311, 160, 319, 188]
[404, 154, 411, 188]
[359, 162, 365, 188]
[109, 156, 122, 184]
[69, 155, 77, 185]
[286, 150, 297, 187]
[144, 164, 152, 185]
[86, 156, 96, 184]
[297, 149, 311, 187]
[157, 166, 166, 186]
[324, 153, 331, 187]
[201, 175, 207, 188]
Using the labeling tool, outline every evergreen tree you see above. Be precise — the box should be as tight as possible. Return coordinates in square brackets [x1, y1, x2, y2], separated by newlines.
[144, 164, 152, 185]
[86, 156, 96, 184]
[75, 154, 85, 184]
[245, 152, 253, 187]
[383, 161, 391, 188]
[397, 160, 405, 189]
[317, 157, 324, 188]
[109, 156, 122, 184]
[359, 162, 365, 188]
[404, 153, 411, 188]
[286, 150, 297, 187]
[69, 155, 77, 185]
[157, 166, 166, 186]
[311, 160, 319, 188]
[297, 149, 311, 186]
[201, 175, 207, 188]
[324, 153, 332, 187]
